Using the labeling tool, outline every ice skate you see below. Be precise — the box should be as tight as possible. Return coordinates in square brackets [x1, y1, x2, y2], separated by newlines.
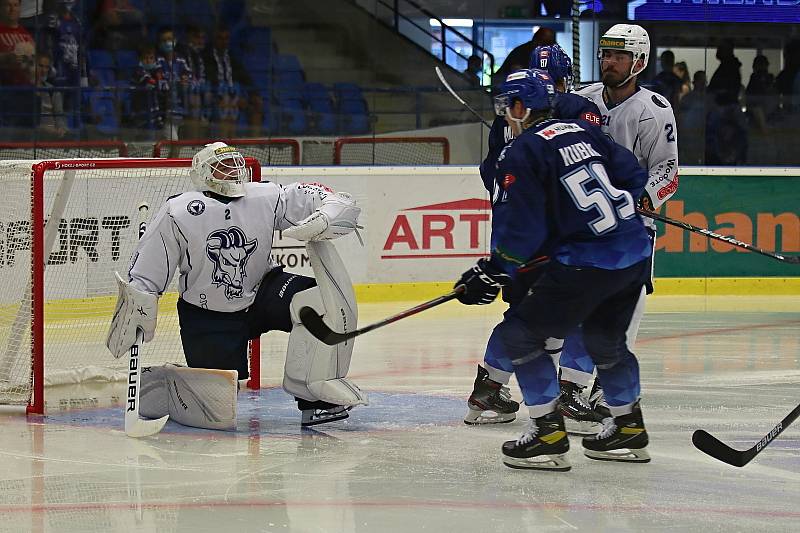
[582, 400, 650, 463]
[297, 399, 352, 427]
[502, 411, 571, 471]
[558, 379, 606, 436]
[464, 365, 519, 425]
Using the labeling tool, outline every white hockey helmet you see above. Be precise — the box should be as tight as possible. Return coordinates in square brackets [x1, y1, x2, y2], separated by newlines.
[597, 24, 650, 85]
[191, 142, 248, 198]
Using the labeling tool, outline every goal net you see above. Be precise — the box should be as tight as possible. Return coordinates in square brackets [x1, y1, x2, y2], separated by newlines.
[0, 158, 262, 414]
[333, 137, 450, 165]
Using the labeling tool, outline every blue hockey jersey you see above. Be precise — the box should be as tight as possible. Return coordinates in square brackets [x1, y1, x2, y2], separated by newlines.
[491, 119, 652, 274]
[480, 92, 601, 192]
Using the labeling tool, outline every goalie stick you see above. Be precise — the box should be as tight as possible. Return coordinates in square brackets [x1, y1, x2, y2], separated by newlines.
[300, 255, 551, 346]
[124, 202, 169, 438]
[692, 402, 800, 467]
[434, 70, 800, 265]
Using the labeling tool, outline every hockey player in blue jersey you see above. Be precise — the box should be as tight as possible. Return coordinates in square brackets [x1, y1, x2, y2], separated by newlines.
[465, 49, 603, 427]
[455, 70, 652, 470]
[479, 43, 600, 194]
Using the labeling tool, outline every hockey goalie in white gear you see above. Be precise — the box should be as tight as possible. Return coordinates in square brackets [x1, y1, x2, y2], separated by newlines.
[191, 141, 249, 198]
[283, 238, 367, 426]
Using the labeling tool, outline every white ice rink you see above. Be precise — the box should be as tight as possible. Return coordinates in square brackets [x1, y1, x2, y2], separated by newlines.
[1, 295, 799, 532]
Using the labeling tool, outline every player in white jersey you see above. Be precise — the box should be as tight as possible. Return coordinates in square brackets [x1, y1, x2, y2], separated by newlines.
[553, 24, 679, 431]
[106, 142, 368, 428]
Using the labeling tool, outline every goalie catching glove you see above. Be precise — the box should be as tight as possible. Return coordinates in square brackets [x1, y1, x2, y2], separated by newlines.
[283, 185, 360, 241]
[106, 272, 158, 359]
[455, 258, 511, 305]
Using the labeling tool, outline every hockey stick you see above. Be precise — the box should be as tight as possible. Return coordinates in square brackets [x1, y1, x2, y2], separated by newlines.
[638, 208, 800, 264]
[692, 402, 800, 467]
[435, 66, 493, 129]
[300, 255, 551, 346]
[124, 203, 169, 438]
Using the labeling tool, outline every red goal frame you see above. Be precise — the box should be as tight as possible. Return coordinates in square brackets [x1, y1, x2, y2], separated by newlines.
[26, 158, 262, 415]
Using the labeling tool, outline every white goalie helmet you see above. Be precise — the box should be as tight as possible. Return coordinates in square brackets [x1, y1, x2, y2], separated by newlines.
[597, 24, 650, 84]
[191, 142, 248, 198]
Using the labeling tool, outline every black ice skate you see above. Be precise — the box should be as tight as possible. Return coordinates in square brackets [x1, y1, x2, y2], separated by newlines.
[582, 400, 650, 463]
[297, 398, 352, 427]
[464, 365, 520, 425]
[502, 411, 571, 471]
[558, 380, 606, 436]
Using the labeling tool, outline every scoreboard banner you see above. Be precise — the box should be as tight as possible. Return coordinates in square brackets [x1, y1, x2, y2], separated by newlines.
[628, 0, 800, 24]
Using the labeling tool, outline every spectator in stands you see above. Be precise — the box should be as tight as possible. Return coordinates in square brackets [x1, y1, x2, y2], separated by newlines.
[776, 39, 800, 114]
[204, 24, 253, 137]
[673, 61, 691, 103]
[155, 27, 191, 139]
[91, 0, 146, 51]
[531, 0, 571, 17]
[491, 27, 555, 89]
[708, 41, 742, 106]
[129, 44, 163, 136]
[0, 0, 37, 137]
[182, 25, 212, 138]
[678, 70, 710, 165]
[651, 50, 682, 108]
[0, 0, 35, 86]
[35, 51, 68, 139]
[44, 0, 87, 90]
[462, 54, 482, 87]
[746, 55, 776, 133]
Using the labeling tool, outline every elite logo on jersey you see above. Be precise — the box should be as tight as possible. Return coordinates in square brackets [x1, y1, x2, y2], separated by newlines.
[187, 199, 205, 216]
[536, 122, 585, 140]
[206, 227, 258, 300]
[581, 111, 601, 126]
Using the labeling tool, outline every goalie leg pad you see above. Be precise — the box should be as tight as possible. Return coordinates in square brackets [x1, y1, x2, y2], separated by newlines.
[139, 364, 238, 430]
[283, 241, 367, 407]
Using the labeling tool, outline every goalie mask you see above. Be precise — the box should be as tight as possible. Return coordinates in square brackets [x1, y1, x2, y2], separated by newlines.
[597, 24, 650, 87]
[191, 142, 248, 198]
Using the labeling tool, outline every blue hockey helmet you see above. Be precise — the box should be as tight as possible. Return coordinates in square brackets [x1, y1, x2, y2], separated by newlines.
[530, 44, 573, 89]
[494, 69, 556, 118]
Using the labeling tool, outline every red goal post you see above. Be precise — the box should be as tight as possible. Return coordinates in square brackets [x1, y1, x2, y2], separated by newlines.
[333, 136, 450, 165]
[153, 138, 301, 165]
[0, 158, 262, 415]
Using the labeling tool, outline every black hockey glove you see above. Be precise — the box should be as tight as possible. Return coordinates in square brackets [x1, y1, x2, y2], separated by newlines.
[455, 258, 511, 305]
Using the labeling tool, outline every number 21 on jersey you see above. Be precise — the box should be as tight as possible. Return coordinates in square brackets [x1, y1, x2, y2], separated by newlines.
[561, 162, 635, 235]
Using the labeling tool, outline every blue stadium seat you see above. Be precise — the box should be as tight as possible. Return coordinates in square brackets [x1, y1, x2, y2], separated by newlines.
[85, 90, 119, 136]
[303, 83, 336, 135]
[88, 49, 114, 70]
[115, 49, 139, 80]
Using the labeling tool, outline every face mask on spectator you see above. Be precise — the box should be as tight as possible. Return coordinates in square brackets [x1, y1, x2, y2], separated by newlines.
[159, 42, 174, 54]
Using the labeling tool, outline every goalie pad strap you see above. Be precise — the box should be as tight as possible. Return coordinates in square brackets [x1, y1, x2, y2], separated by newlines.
[106, 272, 158, 359]
[140, 364, 238, 430]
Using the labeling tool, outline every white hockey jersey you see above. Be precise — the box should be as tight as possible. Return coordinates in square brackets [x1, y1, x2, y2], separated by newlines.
[575, 83, 679, 210]
[128, 181, 326, 312]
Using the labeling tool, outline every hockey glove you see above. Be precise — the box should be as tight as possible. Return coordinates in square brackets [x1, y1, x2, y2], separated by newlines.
[455, 258, 511, 305]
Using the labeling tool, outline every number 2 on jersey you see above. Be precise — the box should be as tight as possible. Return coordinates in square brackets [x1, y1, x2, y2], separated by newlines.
[561, 162, 635, 235]
[225, 208, 231, 220]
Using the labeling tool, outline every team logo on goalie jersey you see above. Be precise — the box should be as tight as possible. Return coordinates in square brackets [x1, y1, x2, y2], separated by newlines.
[187, 200, 205, 216]
[206, 227, 258, 300]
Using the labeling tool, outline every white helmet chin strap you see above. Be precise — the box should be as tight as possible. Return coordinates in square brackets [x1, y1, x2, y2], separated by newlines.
[506, 107, 531, 136]
[613, 55, 646, 88]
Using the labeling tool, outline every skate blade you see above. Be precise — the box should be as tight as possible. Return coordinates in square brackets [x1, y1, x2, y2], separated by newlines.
[301, 408, 351, 427]
[464, 408, 516, 425]
[564, 418, 600, 436]
[502, 454, 571, 471]
[583, 447, 651, 463]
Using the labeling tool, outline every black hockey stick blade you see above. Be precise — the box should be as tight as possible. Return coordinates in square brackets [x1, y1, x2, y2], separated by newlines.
[692, 402, 800, 467]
